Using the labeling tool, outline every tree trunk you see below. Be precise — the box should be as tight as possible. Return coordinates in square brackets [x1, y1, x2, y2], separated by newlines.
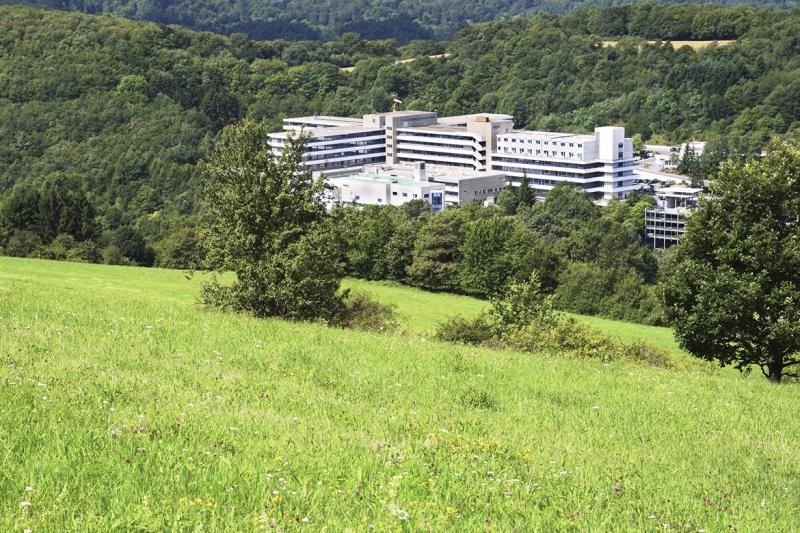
[767, 354, 783, 383]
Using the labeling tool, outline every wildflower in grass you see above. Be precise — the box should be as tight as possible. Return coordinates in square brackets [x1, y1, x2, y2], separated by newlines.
[445, 506, 456, 514]
[390, 503, 409, 521]
[20, 501, 31, 508]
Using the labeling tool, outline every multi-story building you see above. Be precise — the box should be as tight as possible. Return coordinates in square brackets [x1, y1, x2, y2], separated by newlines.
[491, 127, 641, 205]
[325, 162, 445, 211]
[268, 124, 387, 172]
[645, 186, 702, 249]
[390, 114, 514, 170]
[270, 111, 640, 205]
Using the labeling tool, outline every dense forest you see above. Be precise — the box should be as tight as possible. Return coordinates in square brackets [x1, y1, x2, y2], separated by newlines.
[2, 4, 800, 319]
[7, 0, 800, 41]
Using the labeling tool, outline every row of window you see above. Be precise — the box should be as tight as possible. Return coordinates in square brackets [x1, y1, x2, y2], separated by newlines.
[472, 187, 504, 196]
[501, 147, 584, 159]
[501, 138, 584, 149]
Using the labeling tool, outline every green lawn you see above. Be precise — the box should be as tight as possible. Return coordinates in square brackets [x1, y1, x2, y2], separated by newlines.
[1, 257, 798, 530]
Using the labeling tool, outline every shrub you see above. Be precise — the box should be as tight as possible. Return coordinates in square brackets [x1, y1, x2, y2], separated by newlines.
[4, 230, 42, 257]
[337, 290, 399, 332]
[434, 314, 495, 345]
[158, 228, 201, 269]
[67, 240, 102, 263]
[490, 271, 553, 330]
[32, 234, 99, 262]
[501, 317, 672, 367]
[102, 245, 129, 265]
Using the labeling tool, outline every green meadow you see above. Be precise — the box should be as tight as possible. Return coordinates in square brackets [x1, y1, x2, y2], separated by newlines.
[1, 257, 798, 531]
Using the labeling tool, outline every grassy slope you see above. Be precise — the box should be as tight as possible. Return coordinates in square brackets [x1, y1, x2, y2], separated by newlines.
[1, 257, 798, 530]
[343, 279, 689, 362]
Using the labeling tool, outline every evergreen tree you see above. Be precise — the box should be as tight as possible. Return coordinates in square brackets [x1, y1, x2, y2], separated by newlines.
[517, 171, 533, 208]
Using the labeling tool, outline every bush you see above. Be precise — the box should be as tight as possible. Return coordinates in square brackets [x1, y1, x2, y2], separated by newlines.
[102, 245, 129, 265]
[434, 314, 495, 345]
[112, 226, 155, 266]
[3, 230, 42, 257]
[501, 317, 672, 367]
[337, 290, 399, 332]
[158, 228, 201, 269]
[67, 240, 102, 263]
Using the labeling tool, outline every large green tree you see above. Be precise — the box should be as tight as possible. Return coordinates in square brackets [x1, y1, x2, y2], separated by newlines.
[199, 118, 345, 320]
[662, 140, 800, 382]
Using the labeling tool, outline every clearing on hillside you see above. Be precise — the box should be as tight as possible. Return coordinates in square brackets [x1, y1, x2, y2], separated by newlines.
[601, 40, 736, 50]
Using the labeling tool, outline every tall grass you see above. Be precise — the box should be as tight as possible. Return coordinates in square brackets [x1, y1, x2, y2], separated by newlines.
[1, 257, 797, 530]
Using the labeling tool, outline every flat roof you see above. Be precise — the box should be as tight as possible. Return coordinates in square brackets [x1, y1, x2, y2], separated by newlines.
[656, 186, 702, 194]
[283, 115, 363, 125]
[397, 123, 479, 135]
[438, 113, 514, 124]
[501, 130, 595, 142]
[373, 110, 436, 118]
[269, 124, 384, 139]
[362, 163, 505, 181]
[328, 172, 441, 188]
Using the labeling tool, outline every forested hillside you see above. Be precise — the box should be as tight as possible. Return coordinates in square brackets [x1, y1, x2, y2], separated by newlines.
[7, 0, 800, 41]
[1, 4, 800, 271]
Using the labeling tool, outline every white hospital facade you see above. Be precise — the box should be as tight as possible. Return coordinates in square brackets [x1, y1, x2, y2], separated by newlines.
[268, 111, 641, 206]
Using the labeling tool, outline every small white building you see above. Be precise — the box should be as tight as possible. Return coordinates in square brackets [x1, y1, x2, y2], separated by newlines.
[325, 162, 445, 211]
[645, 186, 702, 249]
[334, 163, 507, 206]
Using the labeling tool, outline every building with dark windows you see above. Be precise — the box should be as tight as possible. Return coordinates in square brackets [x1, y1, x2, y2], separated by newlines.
[645, 186, 702, 249]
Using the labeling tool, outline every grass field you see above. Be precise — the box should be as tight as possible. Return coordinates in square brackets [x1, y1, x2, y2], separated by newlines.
[1, 257, 798, 530]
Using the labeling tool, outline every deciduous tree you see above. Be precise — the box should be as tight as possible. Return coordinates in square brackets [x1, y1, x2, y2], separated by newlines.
[662, 140, 800, 382]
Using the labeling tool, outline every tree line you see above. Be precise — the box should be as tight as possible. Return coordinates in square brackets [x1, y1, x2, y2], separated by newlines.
[333, 186, 663, 325]
[2, 4, 800, 266]
[10, 1, 800, 42]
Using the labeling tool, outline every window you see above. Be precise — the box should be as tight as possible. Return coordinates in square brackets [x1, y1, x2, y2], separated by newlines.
[402, 192, 408, 197]
[377, 198, 382, 203]
[618, 152, 623, 158]
[392, 191, 398, 196]
[424, 193, 430, 198]
[413, 194, 418, 198]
